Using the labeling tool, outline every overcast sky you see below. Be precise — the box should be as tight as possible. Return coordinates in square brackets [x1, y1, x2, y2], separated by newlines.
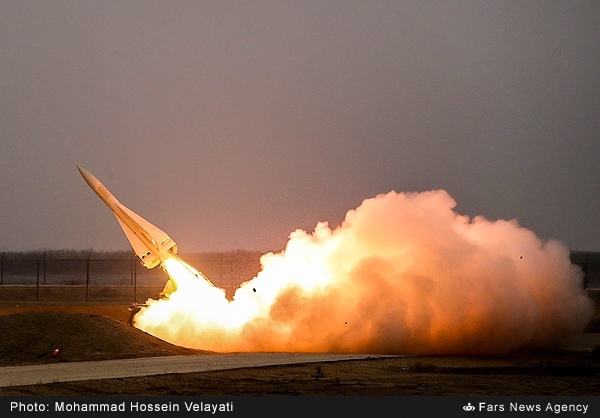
[0, 1, 598, 253]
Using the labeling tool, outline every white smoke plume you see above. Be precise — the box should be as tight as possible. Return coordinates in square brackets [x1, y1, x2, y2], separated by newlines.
[134, 190, 593, 355]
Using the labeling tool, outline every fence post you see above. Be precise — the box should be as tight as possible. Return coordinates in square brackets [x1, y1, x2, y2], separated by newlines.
[230, 257, 234, 292]
[133, 257, 137, 303]
[43, 251, 46, 285]
[36, 259, 40, 301]
[0, 251, 4, 286]
[584, 253, 588, 289]
[85, 251, 91, 302]
[219, 252, 223, 287]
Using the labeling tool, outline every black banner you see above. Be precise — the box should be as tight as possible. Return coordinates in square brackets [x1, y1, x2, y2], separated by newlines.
[1, 396, 598, 416]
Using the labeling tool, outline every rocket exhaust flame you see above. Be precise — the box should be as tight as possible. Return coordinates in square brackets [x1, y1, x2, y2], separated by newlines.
[132, 190, 594, 355]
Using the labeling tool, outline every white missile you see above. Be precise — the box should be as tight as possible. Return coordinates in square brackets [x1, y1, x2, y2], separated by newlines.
[77, 166, 214, 298]
[77, 165, 178, 270]
[77, 165, 216, 300]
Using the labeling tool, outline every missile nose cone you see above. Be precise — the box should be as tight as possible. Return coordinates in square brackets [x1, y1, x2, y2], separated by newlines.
[77, 165, 99, 188]
[77, 165, 118, 207]
[77, 165, 90, 179]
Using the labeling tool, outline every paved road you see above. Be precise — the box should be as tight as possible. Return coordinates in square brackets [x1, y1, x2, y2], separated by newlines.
[0, 353, 394, 388]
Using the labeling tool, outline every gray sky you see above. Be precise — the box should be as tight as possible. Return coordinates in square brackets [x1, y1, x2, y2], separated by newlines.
[0, 1, 598, 253]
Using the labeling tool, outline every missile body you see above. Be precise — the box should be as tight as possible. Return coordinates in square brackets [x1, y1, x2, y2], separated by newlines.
[77, 165, 178, 269]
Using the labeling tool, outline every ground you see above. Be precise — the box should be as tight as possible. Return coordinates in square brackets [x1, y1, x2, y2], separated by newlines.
[0, 302, 599, 396]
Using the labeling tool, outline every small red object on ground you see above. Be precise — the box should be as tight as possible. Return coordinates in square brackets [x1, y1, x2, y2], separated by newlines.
[51, 348, 61, 358]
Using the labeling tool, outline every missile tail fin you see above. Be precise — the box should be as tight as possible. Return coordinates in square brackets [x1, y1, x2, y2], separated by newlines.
[111, 203, 177, 269]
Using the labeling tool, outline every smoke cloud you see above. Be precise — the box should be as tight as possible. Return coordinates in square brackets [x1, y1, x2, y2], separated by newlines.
[134, 190, 593, 355]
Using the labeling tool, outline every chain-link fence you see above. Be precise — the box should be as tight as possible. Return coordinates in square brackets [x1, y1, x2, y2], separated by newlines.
[0, 252, 262, 303]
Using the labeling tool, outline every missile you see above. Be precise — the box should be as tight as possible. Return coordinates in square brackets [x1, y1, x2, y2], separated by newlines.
[77, 165, 216, 300]
[77, 165, 178, 270]
[77, 166, 215, 302]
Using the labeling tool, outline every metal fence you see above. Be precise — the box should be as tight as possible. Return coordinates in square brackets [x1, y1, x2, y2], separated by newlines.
[0, 252, 262, 303]
[571, 252, 600, 290]
[1, 252, 598, 303]
[573, 262, 600, 290]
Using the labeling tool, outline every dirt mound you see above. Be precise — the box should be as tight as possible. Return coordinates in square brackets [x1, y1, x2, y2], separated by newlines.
[0, 303, 133, 323]
[0, 311, 206, 367]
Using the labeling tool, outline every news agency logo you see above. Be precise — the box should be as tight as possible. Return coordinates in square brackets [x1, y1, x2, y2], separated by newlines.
[463, 403, 475, 412]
